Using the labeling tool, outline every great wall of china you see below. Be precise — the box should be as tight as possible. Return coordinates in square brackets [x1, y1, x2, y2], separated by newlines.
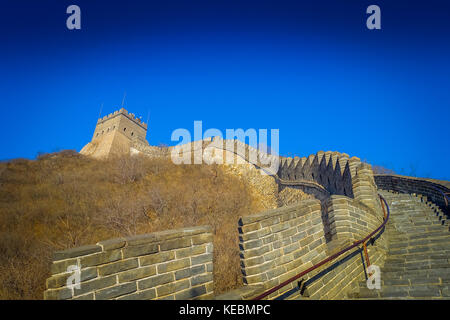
[44, 109, 450, 300]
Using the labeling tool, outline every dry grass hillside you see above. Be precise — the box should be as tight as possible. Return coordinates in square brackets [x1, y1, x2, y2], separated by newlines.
[0, 150, 313, 299]
[0, 151, 280, 299]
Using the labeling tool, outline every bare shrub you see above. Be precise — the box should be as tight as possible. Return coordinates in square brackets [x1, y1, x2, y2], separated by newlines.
[372, 165, 396, 175]
[0, 151, 261, 298]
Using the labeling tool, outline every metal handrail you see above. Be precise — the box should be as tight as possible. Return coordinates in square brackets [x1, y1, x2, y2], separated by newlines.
[252, 194, 390, 300]
[429, 185, 450, 208]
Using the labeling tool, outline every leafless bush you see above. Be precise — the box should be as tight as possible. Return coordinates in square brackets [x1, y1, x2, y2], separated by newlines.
[372, 165, 396, 175]
[0, 152, 260, 298]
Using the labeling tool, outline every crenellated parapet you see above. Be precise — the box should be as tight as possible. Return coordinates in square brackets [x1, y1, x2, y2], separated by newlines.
[278, 151, 354, 197]
[97, 108, 148, 130]
[278, 151, 382, 214]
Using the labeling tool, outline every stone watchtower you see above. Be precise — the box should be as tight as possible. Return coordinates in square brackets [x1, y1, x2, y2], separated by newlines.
[80, 108, 149, 158]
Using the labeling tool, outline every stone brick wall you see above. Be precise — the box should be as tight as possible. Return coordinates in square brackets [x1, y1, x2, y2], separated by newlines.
[44, 226, 214, 300]
[351, 163, 382, 214]
[237, 195, 387, 300]
[238, 199, 328, 299]
[325, 195, 384, 243]
[374, 174, 450, 216]
[278, 181, 330, 202]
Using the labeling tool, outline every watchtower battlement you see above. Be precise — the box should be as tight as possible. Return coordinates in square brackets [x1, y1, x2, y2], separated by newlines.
[80, 107, 149, 158]
[97, 108, 148, 130]
[92, 108, 148, 144]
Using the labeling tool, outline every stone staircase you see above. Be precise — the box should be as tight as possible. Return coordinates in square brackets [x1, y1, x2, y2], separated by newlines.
[348, 190, 450, 299]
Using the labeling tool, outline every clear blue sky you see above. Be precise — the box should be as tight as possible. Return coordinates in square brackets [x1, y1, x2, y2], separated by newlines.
[0, 0, 449, 180]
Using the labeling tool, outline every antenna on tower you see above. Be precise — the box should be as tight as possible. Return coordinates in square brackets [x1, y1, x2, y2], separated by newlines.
[98, 103, 103, 119]
[121, 91, 127, 107]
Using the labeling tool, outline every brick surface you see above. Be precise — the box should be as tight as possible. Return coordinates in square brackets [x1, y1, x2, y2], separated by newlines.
[96, 282, 137, 300]
[98, 258, 138, 276]
[53, 245, 102, 261]
[138, 273, 174, 290]
[117, 265, 157, 283]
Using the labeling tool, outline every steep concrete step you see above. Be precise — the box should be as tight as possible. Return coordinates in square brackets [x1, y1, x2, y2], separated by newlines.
[388, 246, 450, 256]
[349, 284, 450, 299]
[348, 190, 450, 300]
[381, 260, 450, 272]
[387, 237, 450, 250]
[381, 267, 450, 280]
[385, 251, 450, 262]
[379, 190, 449, 226]
[388, 230, 450, 242]
[385, 254, 450, 265]
[349, 278, 450, 299]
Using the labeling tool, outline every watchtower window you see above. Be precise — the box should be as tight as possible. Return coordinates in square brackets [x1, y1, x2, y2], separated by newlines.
[96, 133, 99, 137]
[123, 128, 126, 132]
[131, 132, 134, 136]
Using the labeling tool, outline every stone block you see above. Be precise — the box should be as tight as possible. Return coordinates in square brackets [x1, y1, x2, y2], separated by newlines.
[117, 288, 157, 300]
[191, 253, 213, 266]
[175, 285, 207, 300]
[79, 249, 122, 267]
[263, 249, 281, 262]
[95, 282, 137, 300]
[140, 251, 175, 266]
[73, 275, 117, 296]
[44, 287, 73, 300]
[72, 293, 94, 300]
[46, 267, 98, 289]
[192, 233, 213, 245]
[242, 239, 263, 250]
[98, 258, 138, 276]
[97, 238, 126, 250]
[283, 243, 298, 255]
[244, 273, 267, 285]
[118, 265, 157, 283]
[160, 238, 192, 251]
[53, 245, 102, 261]
[157, 258, 191, 274]
[138, 273, 174, 290]
[239, 227, 271, 242]
[157, 279, 190, 297]
[190, 273, 213, 287]
[258, 217, 280, 229]
[50, 258, 78, 275]
[175, 265, 205, 280]
[125, 233, 158, 246]
[122, 243, 159, 258]
[241, 245, 271, 259]
[175, 245, 206, 259]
